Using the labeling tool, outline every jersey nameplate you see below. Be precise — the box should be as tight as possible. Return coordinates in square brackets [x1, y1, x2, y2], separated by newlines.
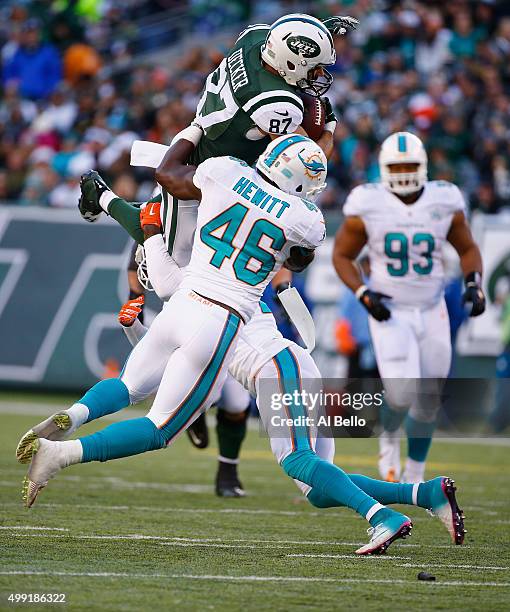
[228, 48, 249, 92]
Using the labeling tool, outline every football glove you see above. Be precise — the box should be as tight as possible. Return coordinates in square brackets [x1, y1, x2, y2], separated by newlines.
[356, 285, 392, 322]
[140, 201, 162, 231]
[118, 295, 144, 327]
[322, 97, 338, 134]
[462, 272, 486, 317]
[322, 16, 359, 36]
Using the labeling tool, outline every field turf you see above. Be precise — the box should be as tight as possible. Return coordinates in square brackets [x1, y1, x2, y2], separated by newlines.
[0, 399, 509, 611]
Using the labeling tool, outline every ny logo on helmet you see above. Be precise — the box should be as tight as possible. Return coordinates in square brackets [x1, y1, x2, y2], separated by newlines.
[298, 151, 325, 178]
[286, 36, 321, 58]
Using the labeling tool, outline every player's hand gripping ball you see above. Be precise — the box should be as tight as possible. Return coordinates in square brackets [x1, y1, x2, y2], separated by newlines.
[140, 201, 162, 231]
[118, 295, 145, 327]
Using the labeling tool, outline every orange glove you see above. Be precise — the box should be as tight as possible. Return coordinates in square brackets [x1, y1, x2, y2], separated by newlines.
[335, 319, 357, 355]
[118, 295, 144, 327]
[140, 201, 162, 230]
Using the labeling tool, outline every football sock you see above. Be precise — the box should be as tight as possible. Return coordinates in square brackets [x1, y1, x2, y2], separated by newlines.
[216, 408, 248, 463]
[98, 191, 117, 213]
[79, 379, 130, 423]
[80, 417, 166, 462]
[405, 415, 435, 461]
[417, 477, 444, 508]
[380, 400, 406, 432]
[281, 449, 387, 525]
[308, 474, 440, 509]
[65, 403, 89, 430]
[58, 439, 83, 466]
[108, 197, 145, 244]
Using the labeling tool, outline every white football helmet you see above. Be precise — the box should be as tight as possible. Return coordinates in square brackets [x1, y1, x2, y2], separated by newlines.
[261, 14, 336, 96]
[379, 132, 428, 196]
[256, 134, 327, 201]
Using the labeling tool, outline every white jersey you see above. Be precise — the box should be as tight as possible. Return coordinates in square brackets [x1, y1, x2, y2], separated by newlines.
[182, 156, 325, 320]
[343, 181, 465, 308]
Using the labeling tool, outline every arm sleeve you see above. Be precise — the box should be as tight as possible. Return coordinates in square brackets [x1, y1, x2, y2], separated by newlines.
[144, 234, 184, 301]
[242, 94, 304, 135]
[123, 318, 147, 348]
[192, 158, 218, 190]
[449, 184, 467, 214]
[299, 213, 326, 250]
[342, 186, 368, 217]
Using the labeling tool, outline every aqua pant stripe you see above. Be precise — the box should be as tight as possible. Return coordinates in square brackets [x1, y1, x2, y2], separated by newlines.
[158, 312, 241, 443]
[273, 347, 311, 452]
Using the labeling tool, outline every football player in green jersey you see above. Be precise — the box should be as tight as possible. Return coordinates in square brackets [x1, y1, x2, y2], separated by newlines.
[76, 13, 357, 497]
[78, 13, 358, 230]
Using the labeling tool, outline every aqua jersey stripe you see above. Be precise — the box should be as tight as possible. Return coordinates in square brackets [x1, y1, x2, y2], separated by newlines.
[271, 16, 331, 41]
[273, 348, 311, 452]
[259, 301, 272, 314]
[398, 134, 407, 153]
[160, 313, 240, 441]
[264, 134, 308, 168]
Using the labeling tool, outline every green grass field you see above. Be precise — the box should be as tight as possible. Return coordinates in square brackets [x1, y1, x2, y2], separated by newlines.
[0, 399, 509, 611]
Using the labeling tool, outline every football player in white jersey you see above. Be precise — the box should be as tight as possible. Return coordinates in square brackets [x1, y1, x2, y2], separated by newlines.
[19, 132, 466, 554]
[20, 133, 328, 503]
[333, 132, 485, 484]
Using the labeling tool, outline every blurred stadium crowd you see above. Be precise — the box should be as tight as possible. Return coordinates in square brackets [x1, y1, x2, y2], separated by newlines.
[0, 0, 509, 213]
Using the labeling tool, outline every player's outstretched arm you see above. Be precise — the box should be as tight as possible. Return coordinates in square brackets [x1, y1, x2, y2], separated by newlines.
[332, 216, 367, 292]
[447, 211, 486, 317]
[155, 137, 201, 201]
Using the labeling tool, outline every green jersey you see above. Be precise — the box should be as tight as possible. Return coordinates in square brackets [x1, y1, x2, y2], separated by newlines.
[191, 25, 304, 167]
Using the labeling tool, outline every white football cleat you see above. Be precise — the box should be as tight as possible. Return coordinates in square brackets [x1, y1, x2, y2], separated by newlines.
[16, 412, 73, 464]
[355, 512, 413, 555]
[402, 457, 425, 483]
[378, 430, 401, 482]
[22, 439, 66, 508]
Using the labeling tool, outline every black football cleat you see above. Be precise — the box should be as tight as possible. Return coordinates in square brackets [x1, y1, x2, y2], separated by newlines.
[78, 170, 110, 222]
[215, 461, 245, 498]
[186, 412, 209, 449]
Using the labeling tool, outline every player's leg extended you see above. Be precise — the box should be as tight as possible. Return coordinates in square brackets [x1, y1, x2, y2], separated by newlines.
[215, 375, 251, 497]
[369, 312, 421, 481]
[22, 295, 242, 507]
[257, 345, 412, 555]
[403, 300, 452, 482]
[79, 170, 161, 245]
[16, 315, 169, 463]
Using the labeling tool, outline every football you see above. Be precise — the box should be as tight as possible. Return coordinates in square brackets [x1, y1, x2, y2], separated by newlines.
[300, 93, 325, 141]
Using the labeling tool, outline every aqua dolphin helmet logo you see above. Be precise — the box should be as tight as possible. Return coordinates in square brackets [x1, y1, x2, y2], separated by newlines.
[298, 150, 326, 177]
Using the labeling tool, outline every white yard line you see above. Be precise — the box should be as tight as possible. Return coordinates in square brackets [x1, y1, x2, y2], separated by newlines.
[397, 563, 508, 571]
[0, 571, 509, 588]
[1, 530, 479, 550]
[0, 501, 321, 517]
[287, 554, 412, 561]
[0, 526, 69, 532]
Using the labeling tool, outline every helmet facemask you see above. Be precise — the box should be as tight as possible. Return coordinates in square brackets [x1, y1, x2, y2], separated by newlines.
[380, 163, 427, 196]
[296, 65, 334, 97]
[135, 245, 154, 292]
